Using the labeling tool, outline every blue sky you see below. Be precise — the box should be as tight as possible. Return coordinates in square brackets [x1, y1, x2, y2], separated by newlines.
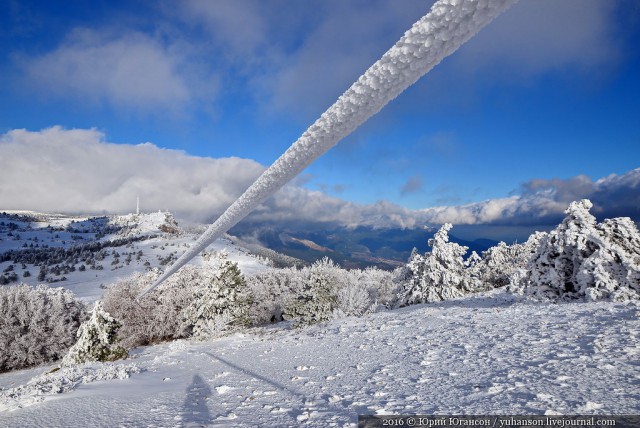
[1, 0, 639, 233]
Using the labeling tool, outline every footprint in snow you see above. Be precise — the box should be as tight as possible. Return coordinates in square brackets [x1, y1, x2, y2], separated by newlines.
[577, 401, 603, 412]
[296, 365, 313, 371]
[215, 385, 233, 394]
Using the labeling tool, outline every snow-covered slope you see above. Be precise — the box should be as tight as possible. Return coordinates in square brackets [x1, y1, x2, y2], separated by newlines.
[1, 290, 638, 426]
[0, 211, 271, 301]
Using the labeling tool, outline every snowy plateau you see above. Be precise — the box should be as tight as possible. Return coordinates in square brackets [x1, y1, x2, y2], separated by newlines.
[0, 209, 639, 427]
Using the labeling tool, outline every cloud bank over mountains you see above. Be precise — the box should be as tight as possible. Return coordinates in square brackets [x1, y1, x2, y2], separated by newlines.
[2, 127, 638, 231]
[0, 127, 263, 221]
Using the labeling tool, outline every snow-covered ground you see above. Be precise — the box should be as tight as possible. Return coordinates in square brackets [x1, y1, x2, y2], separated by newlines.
[2, 290, 639, 426]
[0, 211, 270, 301]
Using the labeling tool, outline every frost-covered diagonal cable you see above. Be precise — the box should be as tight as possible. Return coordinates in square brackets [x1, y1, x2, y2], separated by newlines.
[139, 0, 518, 297]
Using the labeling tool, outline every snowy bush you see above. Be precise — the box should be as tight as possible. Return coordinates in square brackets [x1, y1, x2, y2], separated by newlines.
[284, 257, 341, 327]
[182, 253, 252, 339]
[248, 261, 394, 326]
[104, 256, 250, 347]
[246, 268, 305, 325]
[62, 301, 127, 366]
[357, 267, 399, 309]
[333, 272, 376, 318]
[0, 362, 140, 412]
[398, 223, 476, 306]
[0, 284, 87, 373]
[473, 233, 543, 290]
[524, 199, 640, 301]
[103, 269, 194, 349]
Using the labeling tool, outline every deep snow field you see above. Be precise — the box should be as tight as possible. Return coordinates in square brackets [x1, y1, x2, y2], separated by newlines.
[1, 290, 639, 427]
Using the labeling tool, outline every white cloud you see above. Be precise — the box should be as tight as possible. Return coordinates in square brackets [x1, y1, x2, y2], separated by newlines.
[258, 170, 640, 229]
[19, 29, 215, 113]
[179, 0, 269, 59]
[13, 0, 625, 119]
[458, 0, 620, 77]
[0, 127, 263, 220]
[258, 0, 429, 118]
[247, 0, 623, 119]
[2, 128, 637, 230]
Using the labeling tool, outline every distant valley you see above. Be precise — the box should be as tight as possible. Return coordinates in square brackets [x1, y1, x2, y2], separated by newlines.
[230, 223, 500, 269]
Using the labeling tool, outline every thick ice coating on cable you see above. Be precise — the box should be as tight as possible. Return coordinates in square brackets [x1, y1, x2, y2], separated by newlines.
[139, 0, 518, 297]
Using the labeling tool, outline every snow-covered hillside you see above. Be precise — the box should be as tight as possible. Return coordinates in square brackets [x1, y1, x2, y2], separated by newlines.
[2, 203, 639, 426]
[1, 290, 639, 426]
[0, 211, 271, 301]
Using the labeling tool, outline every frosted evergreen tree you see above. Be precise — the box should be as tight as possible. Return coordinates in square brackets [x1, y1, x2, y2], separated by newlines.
[62, 301, 127, 366]
[399, 223, 471, 305]
[182, 253, 251, 339]
[525, 199, 640, 301]
[284, 257, 340, 327]
[464, 250, 483, 288]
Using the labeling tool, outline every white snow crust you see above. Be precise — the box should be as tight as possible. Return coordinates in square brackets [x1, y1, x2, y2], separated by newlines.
[145, 0, 519, 294]
[1, 290, 639, 426]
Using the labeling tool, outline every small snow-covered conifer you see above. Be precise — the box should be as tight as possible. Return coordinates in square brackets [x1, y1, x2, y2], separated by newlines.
[182, 253, 251, 339]
[62, 301, 127, 366]
[398, 223, 472, 305]
[284, 257, 340, 326]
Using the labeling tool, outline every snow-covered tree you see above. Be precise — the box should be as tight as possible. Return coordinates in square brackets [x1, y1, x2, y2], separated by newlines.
[103, 269, 190, 349]
[333, 272, 376, 318]
[525, 199, 640, 301]
[398, 223, 474, 305]
[284, 257, 340, 327]
[473, 233, 543, 291]
[62, 301, 127, 366]
[247, 262, 395, 325]
[0, 284, 86, 372]
[159, 212, 181, 235]
[182, 253, 251, 339]
[246, 267, 305, 325]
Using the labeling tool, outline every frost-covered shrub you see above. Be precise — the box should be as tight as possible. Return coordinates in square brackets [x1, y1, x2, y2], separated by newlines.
[0, 362, 140, 412]
[473, 233, 543, 290]
[103, 269, 194, 348]
[182, 253, 252, 339]
[284, 257, 341, 327]
[525, 199, 640, 301]
[104, 253, 250, 346]
[0, 284, 87, 373]
[357, 267, 399, 309]
[62, 301, 127, 366]
[246, 268, 305, 325]
[333, 272, 376, 318]
[398, 223, 475, 306]
[248, 261, 394, 326]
